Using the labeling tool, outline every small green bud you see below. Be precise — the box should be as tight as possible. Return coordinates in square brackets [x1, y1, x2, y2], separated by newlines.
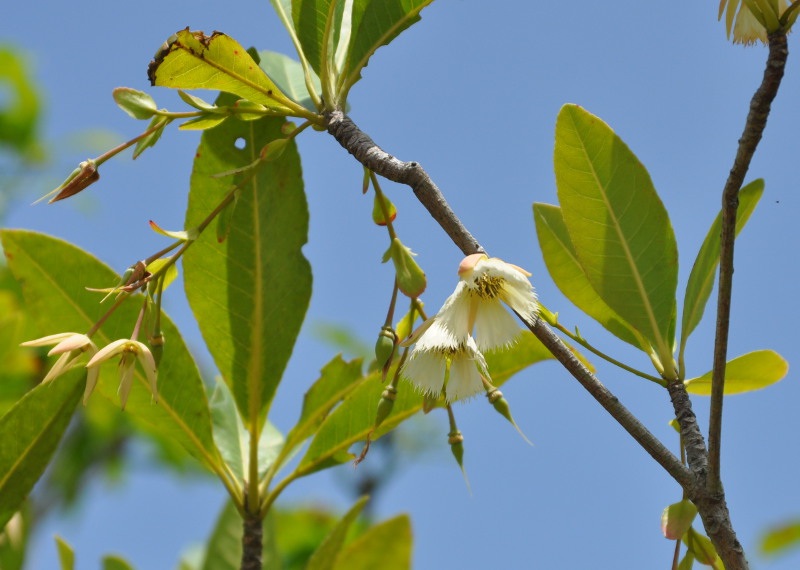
[374, 385, 397, 429]
[281, 121, 297, 136]
[448, 429, 465, 468]
[382, 238, 426, 298]
[149, 332, 165, 367]
[259, 138, 289, 162]
[486, 388, 533, 446]
[374, 326, 397, 369]
[372, 193, 397, 226]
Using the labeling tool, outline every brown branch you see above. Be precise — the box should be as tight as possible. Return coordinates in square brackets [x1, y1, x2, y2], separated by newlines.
[241, 512, 262, 570]
[708, 31, 788, 495]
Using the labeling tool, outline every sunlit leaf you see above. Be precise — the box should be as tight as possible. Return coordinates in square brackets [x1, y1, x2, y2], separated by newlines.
[102, 555, 135, 570]
[533, 203, 648, 351]
[184, 96, 312, 427]
[339, 0, 435, 100]
[661, 500, 698, 540]
[554, 104, 678, 364]
[334, 515, 411, 570]
[55, 536, 74, 570]
[148, 29, 312, 118]
[682, 527, 721, 566]
[0, 510, 28, 570]
[133, 116, 171, 159]
[179, 114, 229, 131]
[680, 179, 763, 353]
[0, 47, 42, 159]
[112, 87, 158, 120]
[306, 497, 368, 570]
[1, 230, 221, 473]
[684, 350, 788, 395]
[292, 0, 340, 78]
[761, 520, 800, 556]
[0, 370, 82, 528]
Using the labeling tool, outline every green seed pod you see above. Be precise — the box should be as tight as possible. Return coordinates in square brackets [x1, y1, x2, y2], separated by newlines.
[374, 326, 397, 369]
[448, 429, 465, 467]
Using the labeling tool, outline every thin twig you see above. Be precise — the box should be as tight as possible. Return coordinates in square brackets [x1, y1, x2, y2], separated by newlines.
[708, 31, 788, 495]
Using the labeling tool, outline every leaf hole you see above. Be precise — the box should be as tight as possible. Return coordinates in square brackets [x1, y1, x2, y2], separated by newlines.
[234, 137, 246, 150]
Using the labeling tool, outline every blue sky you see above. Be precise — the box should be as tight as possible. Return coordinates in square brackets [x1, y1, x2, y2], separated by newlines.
[4, 0, 800, 568]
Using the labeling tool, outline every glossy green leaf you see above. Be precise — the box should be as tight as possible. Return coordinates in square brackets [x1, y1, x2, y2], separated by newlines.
[339, 0, 435, 100]
[284, 356, 364, 454]
[179, 114, 229, 131]
[112, 87, 158, 120]
[684, 350, 788, 395]
[680, 179, 763, 353]
[102, 555, 135, 570]
[661, 500, 698, 540]
[209, 378, 284, 482]
[184, 98, 312, 427]
[306, 497, 368, 570]
[761, 520, 800, 556]
[0, 370, 82, 528]
[554, 104, 678, 364]
[258, 50, 320, 112]
[334, 515, 411, 570]
[533, 203, 648, 351]
[55, 536, 74, 570]
[0, 230, 221, 473]
[148, 29, 312, 118]
[133, 116, 171, 159]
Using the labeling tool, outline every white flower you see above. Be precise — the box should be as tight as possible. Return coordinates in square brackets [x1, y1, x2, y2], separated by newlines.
[719, 0, 789, 45]
[402, 336, 489, 402]
[86, 339, 158, 409]
[21, 332, 99, 404]
[457, 254, 539, 351]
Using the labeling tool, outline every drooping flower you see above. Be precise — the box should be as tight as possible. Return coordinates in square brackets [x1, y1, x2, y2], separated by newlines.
[718, 0, 789, 45]
[20, 332, 99, 404]
[86, 339, 158, 409]
[456, 254, 539, 351]
[401, 335, 489, 402]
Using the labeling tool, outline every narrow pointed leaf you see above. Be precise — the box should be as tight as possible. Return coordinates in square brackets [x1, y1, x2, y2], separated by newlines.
[55, 536, 74, 570]
[761, 520, 800, 556]
[534, 203, 648, 351]
[148, 29, 309, 117]
[133, 116, 170, 159]
[259, 50, 321, 112]
[179, 114, 229, 131]
[683, 527, 721, 566]
[661, 500, 698, 540]
[306, 497, 368, 570]
[334, 515, 412, 570]
[554, 104, 678, 362]
[1, 230, 221, 473]
[680, 179, 763, 351]
[184, 96, 312, 426]
[340, 0, 435, 98]
[0, 371, 82, 528]
[102, 555, 135, 570]
[684, 350, 788, 395]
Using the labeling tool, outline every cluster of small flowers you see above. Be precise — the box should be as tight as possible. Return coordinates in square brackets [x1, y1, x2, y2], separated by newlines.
[401, 254, 538, 402]
[21, 333, 158, 409]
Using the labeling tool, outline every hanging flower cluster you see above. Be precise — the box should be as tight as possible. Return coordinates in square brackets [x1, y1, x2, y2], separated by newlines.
[401, 254, 539, 402]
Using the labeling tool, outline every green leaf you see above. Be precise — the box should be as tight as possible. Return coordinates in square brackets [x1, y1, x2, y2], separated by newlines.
[284, 356, 364, 454]
[684, 350, 788, 395]
[199, 500, 278, 570]
[292, 0, 339, 79]
[0, 47, 42, 159]
[0, 371, 82, 528]
[679, 179, 763, 355]
[148, 29, 311, 118]
[683, 527, 721, 567]
[184, 97, 312, 427]
[553, 104, 678, 365]
[133, 116, 170, 159]
[209, 378, 285, 483]
[296, 332, 552, 475]
[179, 114, 229, 131]
[102, 555, 135, 570]
[258, 51, 321, 112]
[661, 500, 698, 540]
[112, 87, 158, 120]
[306, 497, 368, 570]
[334, 515, 412, 570]
[55, 536, 75, 570]
[533, 203, 648, 351]
[0, 510, 28, 570]
[761, 520, 800, 556]
[677, 552, 695, 570]
[339, 0, 435, 100]
[0, 230, 221, 473]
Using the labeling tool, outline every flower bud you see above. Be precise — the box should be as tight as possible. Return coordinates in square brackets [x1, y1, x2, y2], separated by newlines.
[372, 193, 397, 226]
[382, 238, 426, 298]
[374, 326, 397, 369]
[49, 160, 99, 203]
[374, 384, 397, 429]
[448, 429, 465, 469]
[485, 388, 533, 446]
